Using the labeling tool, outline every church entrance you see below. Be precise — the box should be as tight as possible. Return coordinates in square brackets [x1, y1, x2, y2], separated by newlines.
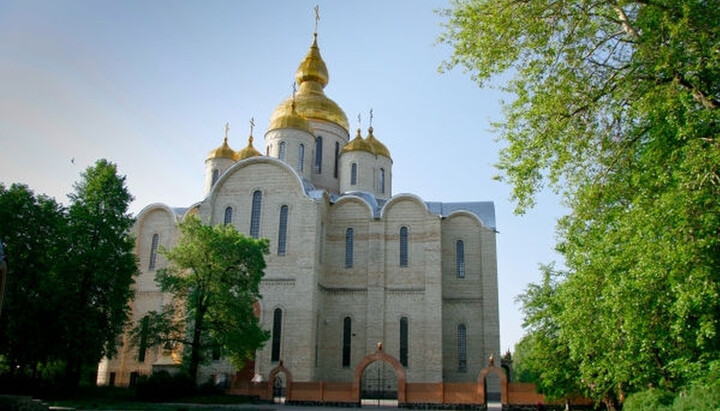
[361, 360, 398, 407]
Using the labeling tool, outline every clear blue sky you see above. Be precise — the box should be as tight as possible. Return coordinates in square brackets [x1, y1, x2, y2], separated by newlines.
[0, 0, 565, 353]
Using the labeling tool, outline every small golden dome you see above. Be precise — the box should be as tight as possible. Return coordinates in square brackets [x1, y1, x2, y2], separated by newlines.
[207, 137, 236, 160]
[269, 34, 349, 132]
[366, 127, 391, 159]
[296, 34, 329, 87]
[342, 128, 373, 154]
[236, 136, 262, 160]
[268, 102, 314, 134]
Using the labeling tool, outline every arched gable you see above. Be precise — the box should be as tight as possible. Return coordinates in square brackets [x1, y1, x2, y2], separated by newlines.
[381, 193, 432, 220]
[477, 363, 508, 405]
[267, 362, 293, 401]
[208, 156, 310, 204]
[331, 195, 374, 220]
[445, 210, 489, 230]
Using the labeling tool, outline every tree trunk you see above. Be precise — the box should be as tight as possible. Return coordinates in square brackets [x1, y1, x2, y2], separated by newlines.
[188, 305, 205, 384]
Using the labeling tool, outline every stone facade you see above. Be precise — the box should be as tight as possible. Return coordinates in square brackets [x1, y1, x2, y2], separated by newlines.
[97, 30, 499, 389]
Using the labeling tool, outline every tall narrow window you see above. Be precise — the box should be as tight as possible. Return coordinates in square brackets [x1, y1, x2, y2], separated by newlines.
[271, 308, 282, 362]
[298, 144, 305, 171]
[334, 142, 340, 178]
[277, 205, 288, 256]
[224, 206, 233, 225]
[399, 226, 409, 267]
[149, 234, 159, 271]
[457, 324, 467, 372]
[379, 168, 385, 194]
[400, 317, 408, 367]
[350, 163, 358, 185]
[138, 316, 149, 362]
[345, 228, 354, 268]
[211, 169, 219, 187]
[278, 141, 287, 161]
[250, 190, 262, 238]
[314, 136, 323, 173]
[456, 240, 466, 278]
[342, 317, 352, 367]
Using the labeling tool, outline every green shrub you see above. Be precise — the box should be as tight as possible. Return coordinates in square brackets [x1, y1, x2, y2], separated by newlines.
[623, 388, 673, 411]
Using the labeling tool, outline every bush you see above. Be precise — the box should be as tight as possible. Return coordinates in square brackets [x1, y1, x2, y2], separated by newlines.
[623, 388, 673, 411]
[134, 371, 196, 402]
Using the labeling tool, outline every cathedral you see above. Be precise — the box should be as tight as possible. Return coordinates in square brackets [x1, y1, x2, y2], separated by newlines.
[97, 25, 500, 393]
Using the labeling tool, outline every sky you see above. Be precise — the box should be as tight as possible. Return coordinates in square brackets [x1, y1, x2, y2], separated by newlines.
[0, 0, 566, 353]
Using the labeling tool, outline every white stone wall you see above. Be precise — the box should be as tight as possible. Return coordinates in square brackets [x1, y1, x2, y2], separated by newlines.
[264, 128, 316, 180]
[308, 120, 349, 194]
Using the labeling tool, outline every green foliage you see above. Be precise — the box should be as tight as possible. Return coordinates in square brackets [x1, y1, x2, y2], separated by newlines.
[134, 216, 269, 383]
[0, 159, 138, 393]
[441, 0, 720, 406]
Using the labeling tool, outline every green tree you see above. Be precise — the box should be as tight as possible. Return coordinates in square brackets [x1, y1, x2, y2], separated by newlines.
[135, 216, 269, 383]
[441, 0, 720, 407]
[0, 184, 67, 383]
[513, 265, 583, 402]
[59, 159, 138, 389]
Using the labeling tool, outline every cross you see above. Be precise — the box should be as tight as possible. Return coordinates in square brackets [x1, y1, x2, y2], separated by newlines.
[369, 108, 374, 128]
[224, 122, 230, 140]
[314, 5, 320, 34]
[249, 117, 255, 136]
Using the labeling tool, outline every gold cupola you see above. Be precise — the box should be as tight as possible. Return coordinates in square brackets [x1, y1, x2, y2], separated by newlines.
[207, 136, 236, 160]
[269, 34, 349, 132]
[365, 126, 391, 159]
[268, 100, 314, 134]
[342, 128, 373, 154]
[236, 135, 262, 161]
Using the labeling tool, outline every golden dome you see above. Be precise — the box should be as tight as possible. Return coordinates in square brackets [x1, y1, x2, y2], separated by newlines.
[268, 102, 314, 134]
[366, 127, 391, 159]
[296, 34, 328, 87]
[342, 128, 373, 154]
[236, 136, 262, 160]
[207, 137, 236, 160]
[269, 34, 349, 132]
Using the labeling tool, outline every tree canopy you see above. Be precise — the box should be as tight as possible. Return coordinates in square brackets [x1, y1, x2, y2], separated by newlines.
[134, 216, 269, 383]
[441, 0, 720, 407]
[0, 159, 138, 394]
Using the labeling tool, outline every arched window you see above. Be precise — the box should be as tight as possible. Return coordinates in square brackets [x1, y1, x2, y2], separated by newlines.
[456, 240, 465, 278]
[314, 136, 323, 173]
[278, 141, 286, 161]
[224, 206, 233, 225]
[457, 324, 467, 372]
[399, 226, 409, 267]
[250, 190, 262, 238]
[211, 169, 219, 187]
[379, 168, 385, 194]
[271, 308, 282, 362]
[350, 163, 358, 185]
[400, 317, 409, 367]
[334, 142, 340, 178]
[345, 228, 354, 268]
[277, 205, 288, 256]
[149, 234, 159, 271]
[342, 317, 352, 367]
[298, 144, 305, 171]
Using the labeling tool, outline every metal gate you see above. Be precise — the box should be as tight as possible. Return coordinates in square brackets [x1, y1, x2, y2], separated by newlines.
[361, 360, 398, 407]
[272, 374, 286, 404]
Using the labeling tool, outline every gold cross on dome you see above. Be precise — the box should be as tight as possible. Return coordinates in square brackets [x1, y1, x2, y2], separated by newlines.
[369, 108, 374, 127]
[314, 5, 320, 34]
[249, 117, 255, 136]
[224, 122, 230, 140]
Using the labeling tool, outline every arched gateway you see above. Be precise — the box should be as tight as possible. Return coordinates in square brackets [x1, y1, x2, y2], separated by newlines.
[477, 358, 508, 405]
[267, 361, 293, 403]
[352, 343, 407, 405]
